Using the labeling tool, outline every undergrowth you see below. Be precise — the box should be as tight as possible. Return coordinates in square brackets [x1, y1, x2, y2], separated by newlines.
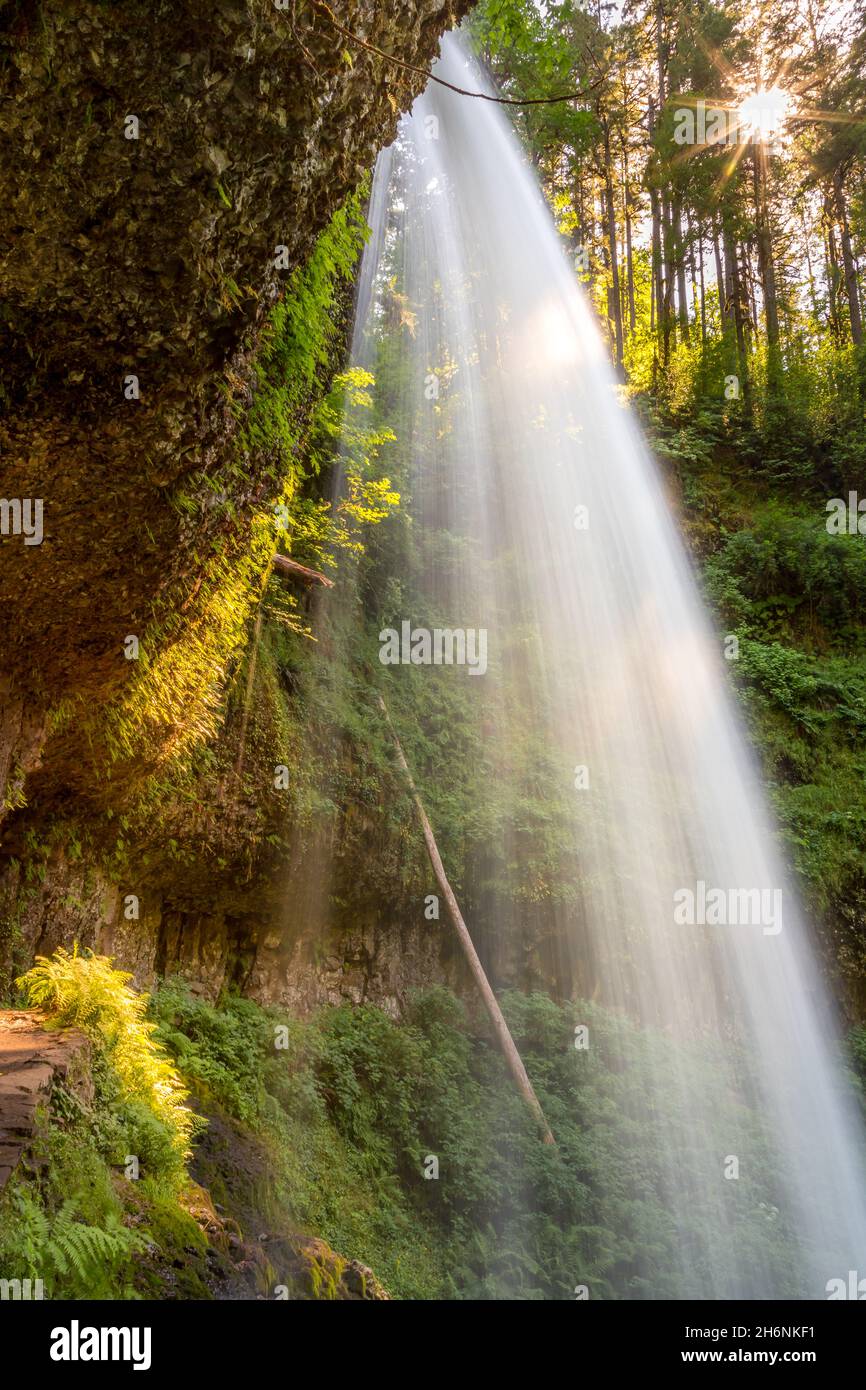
[150, 977, 813, 1301]
[0, 950, 208, 1299]
[6, 956, 865, 1300]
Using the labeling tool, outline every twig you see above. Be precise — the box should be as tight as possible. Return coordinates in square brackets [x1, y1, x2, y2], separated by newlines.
[311, 0, 604, 106]
[272, 552, 335, 587]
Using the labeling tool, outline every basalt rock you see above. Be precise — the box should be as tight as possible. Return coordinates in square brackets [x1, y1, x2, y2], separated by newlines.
[0, 0, 470, 819]
[0, 1011, 92, 1193]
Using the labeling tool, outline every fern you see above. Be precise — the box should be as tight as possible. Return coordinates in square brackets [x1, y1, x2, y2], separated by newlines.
[17, 945, 197, 1167]
[49, 1202, 147, 1282]
[1, 1189, 148, 1298]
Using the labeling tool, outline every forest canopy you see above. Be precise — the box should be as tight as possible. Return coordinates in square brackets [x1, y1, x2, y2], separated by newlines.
[467, 0, 865, 476]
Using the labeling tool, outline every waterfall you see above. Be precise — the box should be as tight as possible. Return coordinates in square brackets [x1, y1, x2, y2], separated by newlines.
[338, 31, 866, 1298]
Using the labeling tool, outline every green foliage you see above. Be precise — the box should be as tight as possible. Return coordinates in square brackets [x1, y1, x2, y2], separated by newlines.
[660, 440, 866, 955]
[266, 365, 400, 638]
[151, 979, 809, 1300]
[0, 1081, 157, 1300]
[705, 504, 866, 647]
[151, 977, 276, 1127]
[0, 1070, 217, 1300]
[0, 951, 227, 1300]
[0, 1179, 147, 1300]
[17, 947, 197, 1175]
[240, 190, 370, 476]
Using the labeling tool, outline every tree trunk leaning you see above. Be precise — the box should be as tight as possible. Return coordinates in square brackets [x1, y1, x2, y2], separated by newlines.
[376, 693, 556, 1145]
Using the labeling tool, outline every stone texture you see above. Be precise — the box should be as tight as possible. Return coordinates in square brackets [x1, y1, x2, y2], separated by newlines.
[0, 828, 466, 1017]
[0, 0, 471, 819]
[0, 0, 486, 1022]
[0, 1012, 92, 1194]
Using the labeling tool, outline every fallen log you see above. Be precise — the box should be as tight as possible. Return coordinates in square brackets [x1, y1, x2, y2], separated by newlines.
[272, 553, 335, 588]
[376, 692, 556, 1145]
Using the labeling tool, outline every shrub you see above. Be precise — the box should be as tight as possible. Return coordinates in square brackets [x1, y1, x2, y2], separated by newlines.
[17, 946, 196, 1174]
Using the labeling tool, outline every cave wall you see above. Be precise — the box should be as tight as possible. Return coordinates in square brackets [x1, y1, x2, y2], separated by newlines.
[0, 0, 479, 1008]
[0, 0, 470, 819]
[0, 804, 466, 1017]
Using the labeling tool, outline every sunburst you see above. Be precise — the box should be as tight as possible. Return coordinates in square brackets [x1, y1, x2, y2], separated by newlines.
[738, 85, 790, 141]
[669, 36, 863, 199]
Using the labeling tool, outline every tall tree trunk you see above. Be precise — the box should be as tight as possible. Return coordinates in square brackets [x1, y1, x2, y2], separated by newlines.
[730, 246, 747, 355]
[622, 144, 636, 335]
[747, 249, 759, 333]
[661, 191, 675, 361]
[653, 8, 673, 363]
[825, 202, 843, 343]
[801, 209, 820, 320]
[722, 222, 740, 337]
[725, 221, 751, 415]
[695, 214, 707, 342]
[574, 170, 591, 293]
[673, 197, 690, 341]
[713, 225, 729, 330]
[833, 168, 863, 346]
[647, 96, 664, 347]
[625, 197, 636, 334]
[753, 144, 780, 348]
[603, 121, 624, 366]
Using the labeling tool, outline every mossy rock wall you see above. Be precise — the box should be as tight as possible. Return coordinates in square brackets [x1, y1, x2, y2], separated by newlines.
[0, 0, 470, 818]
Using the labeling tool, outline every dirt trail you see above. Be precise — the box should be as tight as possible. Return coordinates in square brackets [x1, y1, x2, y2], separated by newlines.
[0, 1011, 90, 1192]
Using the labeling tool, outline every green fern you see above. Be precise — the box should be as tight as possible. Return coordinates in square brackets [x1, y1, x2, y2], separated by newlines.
[1, 1188, 148, 1298]
[49, 1201, 146, 1281]
[17, 945, 197, 1166]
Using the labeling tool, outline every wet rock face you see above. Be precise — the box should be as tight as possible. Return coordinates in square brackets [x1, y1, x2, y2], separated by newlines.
[0, 1012, 92, 1194]
[0, 0, 470, 808]
[0, 831, 466, 1018]
[1, 0, 468, 393]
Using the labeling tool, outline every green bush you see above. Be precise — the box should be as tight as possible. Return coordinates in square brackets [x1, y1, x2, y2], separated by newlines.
[17, 946, 196, 1179]
[704, 505, 866, 647]
[151, 979, 812, 1300]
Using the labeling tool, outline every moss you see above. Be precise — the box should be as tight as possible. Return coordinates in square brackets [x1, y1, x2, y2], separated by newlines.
[128, 1187, 219, 1300]
[304, 1243, 348, 1301]
[35, 190, 370, 821]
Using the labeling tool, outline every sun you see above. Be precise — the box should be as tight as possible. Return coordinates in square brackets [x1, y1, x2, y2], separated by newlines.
[738, 85, 790, 141]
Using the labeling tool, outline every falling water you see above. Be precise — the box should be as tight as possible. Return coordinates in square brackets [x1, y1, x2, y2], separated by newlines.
[338, 31, 866, 1298]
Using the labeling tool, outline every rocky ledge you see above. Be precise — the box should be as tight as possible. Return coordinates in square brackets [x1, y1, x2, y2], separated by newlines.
[0, 1011, 92, 1192]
